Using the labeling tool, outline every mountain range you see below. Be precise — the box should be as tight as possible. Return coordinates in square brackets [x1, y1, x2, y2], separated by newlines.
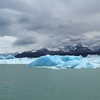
[15, 43, 100, 58]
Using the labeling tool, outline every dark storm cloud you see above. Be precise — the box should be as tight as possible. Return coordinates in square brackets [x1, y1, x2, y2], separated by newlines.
[0, 0, 100, 52]
[18, 14, 32, 24]
[13, 36, 37, 46]
[0, 17, 11, 26]
[0, 0, 33, 13]
[71, 0, 100, 14]
[0, 0, 100, 36]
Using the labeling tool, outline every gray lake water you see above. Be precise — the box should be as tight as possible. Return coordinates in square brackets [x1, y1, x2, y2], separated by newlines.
[0, 64, 100, 100]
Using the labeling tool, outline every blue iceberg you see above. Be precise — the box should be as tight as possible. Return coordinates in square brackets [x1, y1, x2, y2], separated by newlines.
[0, 55, 15, 60]
[5, 55, 15, 59]
[27, 55, 93, 68]
[0, 54, 100, 69]
[0, 55, 5, 60]
[28, 55, 60, 66]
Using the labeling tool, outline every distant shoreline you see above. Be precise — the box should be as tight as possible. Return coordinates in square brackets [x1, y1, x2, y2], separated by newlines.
[15, 52, 100, 58]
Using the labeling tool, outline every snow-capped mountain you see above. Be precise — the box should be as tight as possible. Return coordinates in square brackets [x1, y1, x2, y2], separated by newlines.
[36, 43, 92, 53]
[14, 42, 100, 58]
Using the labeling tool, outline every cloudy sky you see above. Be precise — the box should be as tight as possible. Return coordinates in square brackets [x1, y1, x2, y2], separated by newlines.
[0, 0, 100, 53]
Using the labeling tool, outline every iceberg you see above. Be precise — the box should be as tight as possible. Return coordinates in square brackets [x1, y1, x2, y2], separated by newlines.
[28, 55, 62, 67]
[0, 55, 15, 59]
[0, 57, 35, 64]
[0, 54, 100, 69]
[0, 54, 35, 64]
[0, 55, 5, 60]
[27, 55, 95, 68]
[5, 55, 15, 59]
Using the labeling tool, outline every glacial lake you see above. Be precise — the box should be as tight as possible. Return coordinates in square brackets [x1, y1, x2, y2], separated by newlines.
[0, 64, 100, 100]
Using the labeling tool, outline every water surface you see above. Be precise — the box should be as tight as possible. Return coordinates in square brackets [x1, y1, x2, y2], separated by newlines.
[0, 64, 100, 100]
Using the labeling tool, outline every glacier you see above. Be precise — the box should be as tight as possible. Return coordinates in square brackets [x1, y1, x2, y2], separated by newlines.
[0, 54, 100, 69]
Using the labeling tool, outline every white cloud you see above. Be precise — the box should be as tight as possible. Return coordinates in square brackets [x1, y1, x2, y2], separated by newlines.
[0, 36, 17, 53]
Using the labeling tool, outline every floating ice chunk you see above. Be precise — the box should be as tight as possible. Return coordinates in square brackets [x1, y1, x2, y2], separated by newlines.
[0, 55, 15, 59]
[0, 55, 5, 60]
[27, 55, 87, 68]
[75, 59, 94, 68]
[5, 55, 15, 59]
[28, 55, 59, 66]
[0, 57, 35, 64]
[0, 54, 99, 69]
[63, 60, 81, 68]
